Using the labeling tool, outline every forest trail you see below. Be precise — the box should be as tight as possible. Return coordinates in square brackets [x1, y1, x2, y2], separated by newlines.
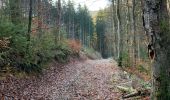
[39, 59, 122, 99]
[0, 59, 133, 99]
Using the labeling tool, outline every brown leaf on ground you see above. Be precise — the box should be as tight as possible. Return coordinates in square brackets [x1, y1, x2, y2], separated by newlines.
[0, 59, 123, 99]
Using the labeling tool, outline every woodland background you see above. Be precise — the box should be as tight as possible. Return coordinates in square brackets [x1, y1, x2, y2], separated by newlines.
[1, 0, 170, 99]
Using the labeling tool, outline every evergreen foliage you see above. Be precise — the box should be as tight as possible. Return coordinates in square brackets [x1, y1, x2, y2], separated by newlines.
[0, 0, 95, 75]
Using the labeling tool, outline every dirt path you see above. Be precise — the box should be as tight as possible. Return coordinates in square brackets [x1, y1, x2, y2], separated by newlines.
[0, 59, 124, 99]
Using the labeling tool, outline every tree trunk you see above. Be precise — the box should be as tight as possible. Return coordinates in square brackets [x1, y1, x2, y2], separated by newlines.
[116, 0, 123, 66]
[37, 0, 42, 38]
[143, 0, 170, 99]
[28, 0, 33, 41]
[126, 0, 132, 66]
[57, 0, 61, 42]
[132, 0, 137, 67]
[27, 0, 33, 52]
[112, 0, 117, 58]
[116, 0, 120, 60]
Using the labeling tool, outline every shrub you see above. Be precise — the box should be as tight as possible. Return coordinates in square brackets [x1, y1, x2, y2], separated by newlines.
[0, 21, 29, 70]
[0, 21, 46, 74]
[67, 39, 81, 55]
[121, 51, 131, 67]
[53, 42, 72, 63]
[30, 32, 56, 61]
[137, 64, 148, 73]
[0, 20, 74, 75]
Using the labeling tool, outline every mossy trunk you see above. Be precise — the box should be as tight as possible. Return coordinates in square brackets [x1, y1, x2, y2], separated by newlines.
[143, 0, 170, 99]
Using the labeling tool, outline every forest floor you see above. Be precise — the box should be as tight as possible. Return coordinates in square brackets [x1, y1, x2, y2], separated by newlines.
[0, 58, 150, 100]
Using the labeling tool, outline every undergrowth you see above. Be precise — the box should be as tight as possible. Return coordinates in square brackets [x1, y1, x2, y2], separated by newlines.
[0, 20, 74, 76]
[82, 47, 102, 59]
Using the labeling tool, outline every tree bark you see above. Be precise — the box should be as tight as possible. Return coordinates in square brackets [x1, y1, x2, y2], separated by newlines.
[132, 0, 137, 67]
[112, 0, 117, 59]
[56, 0, 61, 42]
[28, 0, 33, 36]
[27, 0, 33, 52]
[116, 0, 120, 60]
[143, 0, 170, 99]
[126, 0, 132, 66]
[116, 0, 123, 66]
[37, 0, 42, 37]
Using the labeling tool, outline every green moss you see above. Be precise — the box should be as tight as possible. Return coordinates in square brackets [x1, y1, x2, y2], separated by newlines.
[157, 67, 170, 100]
[160, 20, 170, 43]
[155, 91, 161, 97]
[160, 20, 169, 32]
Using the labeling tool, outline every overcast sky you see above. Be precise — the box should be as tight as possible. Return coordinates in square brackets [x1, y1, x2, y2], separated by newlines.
[52, 0, 110, 11]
